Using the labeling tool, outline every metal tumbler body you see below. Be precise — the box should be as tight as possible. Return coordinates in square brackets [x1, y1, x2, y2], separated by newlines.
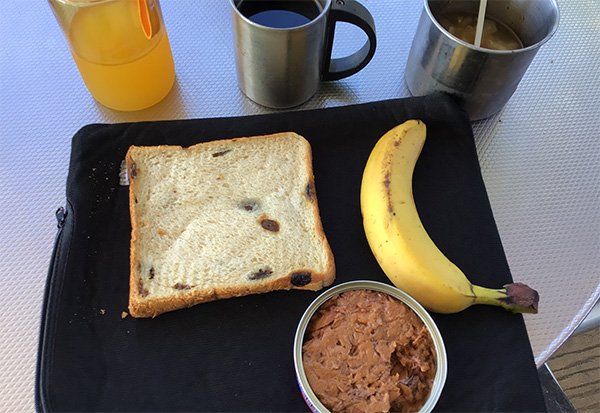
[231, 0, 330, 109]
[405, 0, 559, 120]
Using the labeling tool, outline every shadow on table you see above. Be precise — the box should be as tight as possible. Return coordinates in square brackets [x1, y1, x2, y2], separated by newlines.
[232, 80, 365, 115]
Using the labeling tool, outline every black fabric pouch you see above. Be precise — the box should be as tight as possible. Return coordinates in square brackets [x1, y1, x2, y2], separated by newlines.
[36, 94, 545, 412]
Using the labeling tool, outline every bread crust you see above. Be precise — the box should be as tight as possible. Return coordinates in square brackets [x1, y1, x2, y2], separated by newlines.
[126, 132, 335, 318]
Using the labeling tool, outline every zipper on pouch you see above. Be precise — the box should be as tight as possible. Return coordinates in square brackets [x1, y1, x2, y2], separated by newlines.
[35, 205, 70, 412]
[55, 206, 67, 229]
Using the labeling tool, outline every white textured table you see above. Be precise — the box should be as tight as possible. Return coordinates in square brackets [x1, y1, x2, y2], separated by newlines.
[1, 1, 598, 411]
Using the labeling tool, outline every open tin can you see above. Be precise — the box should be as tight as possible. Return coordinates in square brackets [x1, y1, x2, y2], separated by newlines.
[293, 280, 447, 413]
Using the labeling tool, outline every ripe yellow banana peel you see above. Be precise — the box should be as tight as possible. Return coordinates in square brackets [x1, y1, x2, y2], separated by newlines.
[360, 120, 539, 314]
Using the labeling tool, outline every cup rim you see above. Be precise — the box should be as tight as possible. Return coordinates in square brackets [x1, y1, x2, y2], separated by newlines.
[229, 0, 332, 32]
[423, 0, 560, 55]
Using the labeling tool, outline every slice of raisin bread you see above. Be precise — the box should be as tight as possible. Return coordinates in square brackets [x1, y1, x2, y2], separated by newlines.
[126, 132, 335, 318]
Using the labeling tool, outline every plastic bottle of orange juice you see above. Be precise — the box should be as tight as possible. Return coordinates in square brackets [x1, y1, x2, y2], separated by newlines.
[50, 0, 175, 111]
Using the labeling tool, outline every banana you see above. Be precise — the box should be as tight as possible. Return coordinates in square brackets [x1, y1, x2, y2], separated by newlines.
[360, 120, 539, 314]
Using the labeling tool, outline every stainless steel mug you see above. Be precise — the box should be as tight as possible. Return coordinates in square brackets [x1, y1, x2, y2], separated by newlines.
[405, 0, 559, 120]
[230, 0, 376, 108]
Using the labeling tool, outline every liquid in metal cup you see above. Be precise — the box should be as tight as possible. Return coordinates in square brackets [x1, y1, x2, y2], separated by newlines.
[405, 0, 559, 120]
[294, 280, 448, 413]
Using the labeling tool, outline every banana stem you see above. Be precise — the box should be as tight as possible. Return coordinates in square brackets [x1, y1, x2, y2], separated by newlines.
[472, 283, 539, 314]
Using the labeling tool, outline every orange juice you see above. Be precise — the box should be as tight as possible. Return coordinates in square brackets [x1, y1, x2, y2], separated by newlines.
[67, 0, 175, 111]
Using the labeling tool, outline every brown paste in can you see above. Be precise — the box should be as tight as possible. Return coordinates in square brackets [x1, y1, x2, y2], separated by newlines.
[302, 290, 437, 413]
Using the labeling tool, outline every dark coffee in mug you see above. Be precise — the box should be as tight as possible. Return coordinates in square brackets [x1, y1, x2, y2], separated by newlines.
[238, 0, 323, 28]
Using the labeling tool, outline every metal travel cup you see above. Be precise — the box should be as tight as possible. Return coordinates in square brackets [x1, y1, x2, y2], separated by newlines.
[230, 0, 376, 109]
[405, 0, 560, 120]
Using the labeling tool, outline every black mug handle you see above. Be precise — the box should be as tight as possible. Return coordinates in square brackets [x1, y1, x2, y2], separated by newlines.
[322, 0, 377, 81]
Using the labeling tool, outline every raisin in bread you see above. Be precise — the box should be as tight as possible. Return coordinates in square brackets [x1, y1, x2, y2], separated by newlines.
[126, 132, 335, 318]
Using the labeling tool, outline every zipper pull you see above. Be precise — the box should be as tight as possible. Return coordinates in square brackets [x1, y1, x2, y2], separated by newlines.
[55, 207, 67, 229]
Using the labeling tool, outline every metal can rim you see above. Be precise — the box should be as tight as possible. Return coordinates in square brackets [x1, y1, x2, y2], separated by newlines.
[294, 280, 448, 413]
